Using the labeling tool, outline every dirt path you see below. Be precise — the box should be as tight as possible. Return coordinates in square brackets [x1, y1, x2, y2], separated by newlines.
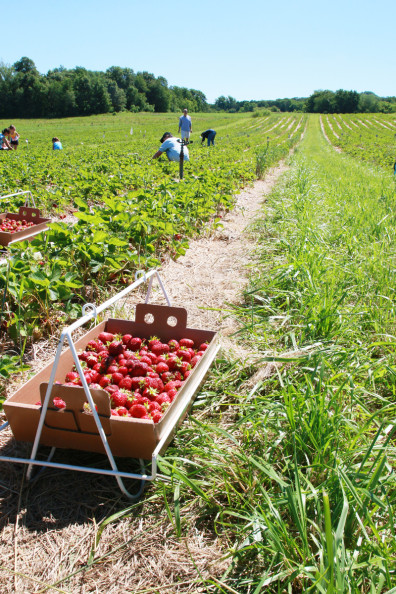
[157, 168, 286, 333]
[0, 163, 289, 594]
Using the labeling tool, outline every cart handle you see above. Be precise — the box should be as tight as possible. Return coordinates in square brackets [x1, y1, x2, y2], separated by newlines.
[0, 191, 36, 207]
[64, 269, 171, 335]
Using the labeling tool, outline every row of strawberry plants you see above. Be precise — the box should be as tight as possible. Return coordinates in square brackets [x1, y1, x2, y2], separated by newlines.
[320, 113, 396, 171]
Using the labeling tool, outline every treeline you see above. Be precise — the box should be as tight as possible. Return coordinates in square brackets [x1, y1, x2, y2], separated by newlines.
[0, 57, 209, 118]
[2, 57, 395, 117]
[214, 90, 396, 114]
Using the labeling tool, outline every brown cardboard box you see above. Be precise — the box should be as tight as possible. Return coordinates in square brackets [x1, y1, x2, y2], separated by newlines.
[3, 304, 217, 459]
[0, 206, 51, 246]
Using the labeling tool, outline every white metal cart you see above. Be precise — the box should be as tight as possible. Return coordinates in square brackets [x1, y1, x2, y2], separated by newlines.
[0, 270, 220, 499]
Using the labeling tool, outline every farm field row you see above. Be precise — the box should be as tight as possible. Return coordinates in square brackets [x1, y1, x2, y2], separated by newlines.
[321, 112, 396, 171]
[0, 111, 304, 396]
[0, 113, 395, 592]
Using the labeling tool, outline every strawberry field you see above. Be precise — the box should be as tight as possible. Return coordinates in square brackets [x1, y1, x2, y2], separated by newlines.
[0, 111, 303, 387]
[321, 112, 396, 170]
[1, 112, 395, 593]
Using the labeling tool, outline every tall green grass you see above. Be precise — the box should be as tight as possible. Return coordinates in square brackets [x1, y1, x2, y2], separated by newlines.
[156, 116, 396, 592]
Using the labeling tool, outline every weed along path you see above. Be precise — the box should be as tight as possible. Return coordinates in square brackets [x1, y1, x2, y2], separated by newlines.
[0, 162, 289, 594]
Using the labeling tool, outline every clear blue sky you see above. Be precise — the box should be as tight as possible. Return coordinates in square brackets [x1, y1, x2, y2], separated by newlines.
[2, 0, 395, 103]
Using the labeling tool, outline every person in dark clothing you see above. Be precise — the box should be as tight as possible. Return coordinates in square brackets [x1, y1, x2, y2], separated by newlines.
[200, 129, 216, 146]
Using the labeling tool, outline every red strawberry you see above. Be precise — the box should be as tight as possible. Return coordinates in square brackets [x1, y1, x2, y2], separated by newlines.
[130, 393, 145, 406]
[131, 376, 145, 390]
[168, 339, 179, 352]
[151, 411, 162, 423]
[146, 352, 158, 364]
[130, 404, 148, 418]
[99, 375, 111, 388]
[98, 332, 114, 343]
[178, 361, 190, 375]
[156, 362, 169, 374]
[148, 401, 161, 413]
[161, 371, 174, 383]
[166, 356, 180, 371]
[177, 349, 192, 363]
[128, 337, 142, 351]
[167, 388, 178, 401]
[111, 391, 128, 408]
[107, 365, 119, 374]
[118, 365, 128, 376]
[86, 353, 99, 368]
[164, 380, 179, 392]
[108, 340, 123, 356]
[147, 371, 159, 379]
[122, 333, 133, 345]
[156, 393, 171, 406]
[151, 342, 170, 356]
[190, 355, 201, 368]
[149, 337, 161, 349]
[65, 371, 79, 383]
[117, 406, 128, 416]
[199, 343, 209, 351]
[119, 376, 133, 391]
[53, 396, 66, 409]
[179, 338, 194, 349]
[140, 355, 152, 365]
[141, 376, 164, 392]
[142, 387, 159, 400]
[111, 372, 124, 386]
[127, 360, 150, 377]
[88, 371, 101, 383]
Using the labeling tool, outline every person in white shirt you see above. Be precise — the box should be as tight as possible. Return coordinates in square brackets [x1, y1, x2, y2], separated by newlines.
[152, 132, 189, 162]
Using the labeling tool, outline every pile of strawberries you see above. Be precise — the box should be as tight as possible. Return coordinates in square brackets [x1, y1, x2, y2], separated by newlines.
[0, 218, 35, 233]
[53, 332, 208, 423]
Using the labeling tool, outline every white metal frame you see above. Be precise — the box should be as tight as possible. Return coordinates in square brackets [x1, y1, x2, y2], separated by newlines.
[0, 269, 220, 499]
[0, 190, 36, 208]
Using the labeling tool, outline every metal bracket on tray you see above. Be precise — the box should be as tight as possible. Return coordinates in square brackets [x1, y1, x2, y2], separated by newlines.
[0, 269, 180, 500]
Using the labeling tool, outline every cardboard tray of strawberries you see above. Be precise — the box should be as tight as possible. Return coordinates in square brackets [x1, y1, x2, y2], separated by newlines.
[0, 206, 51, 246]
[3, 304, 218, 460]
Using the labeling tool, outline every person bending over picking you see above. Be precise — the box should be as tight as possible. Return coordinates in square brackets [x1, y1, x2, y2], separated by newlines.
[52, 137, 63, 150]
[152, 132, 189, 163]
[0, 129, 13, 150]
[201, 129, 216, 146]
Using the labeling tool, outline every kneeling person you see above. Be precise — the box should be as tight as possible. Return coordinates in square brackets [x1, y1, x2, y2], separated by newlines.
[152, 132, 189, 162]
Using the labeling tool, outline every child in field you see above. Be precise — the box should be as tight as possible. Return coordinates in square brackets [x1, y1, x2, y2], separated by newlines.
[8, 125, 19, 150]
[52, 137, 62, 150]
[0, 128, 13, 150]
